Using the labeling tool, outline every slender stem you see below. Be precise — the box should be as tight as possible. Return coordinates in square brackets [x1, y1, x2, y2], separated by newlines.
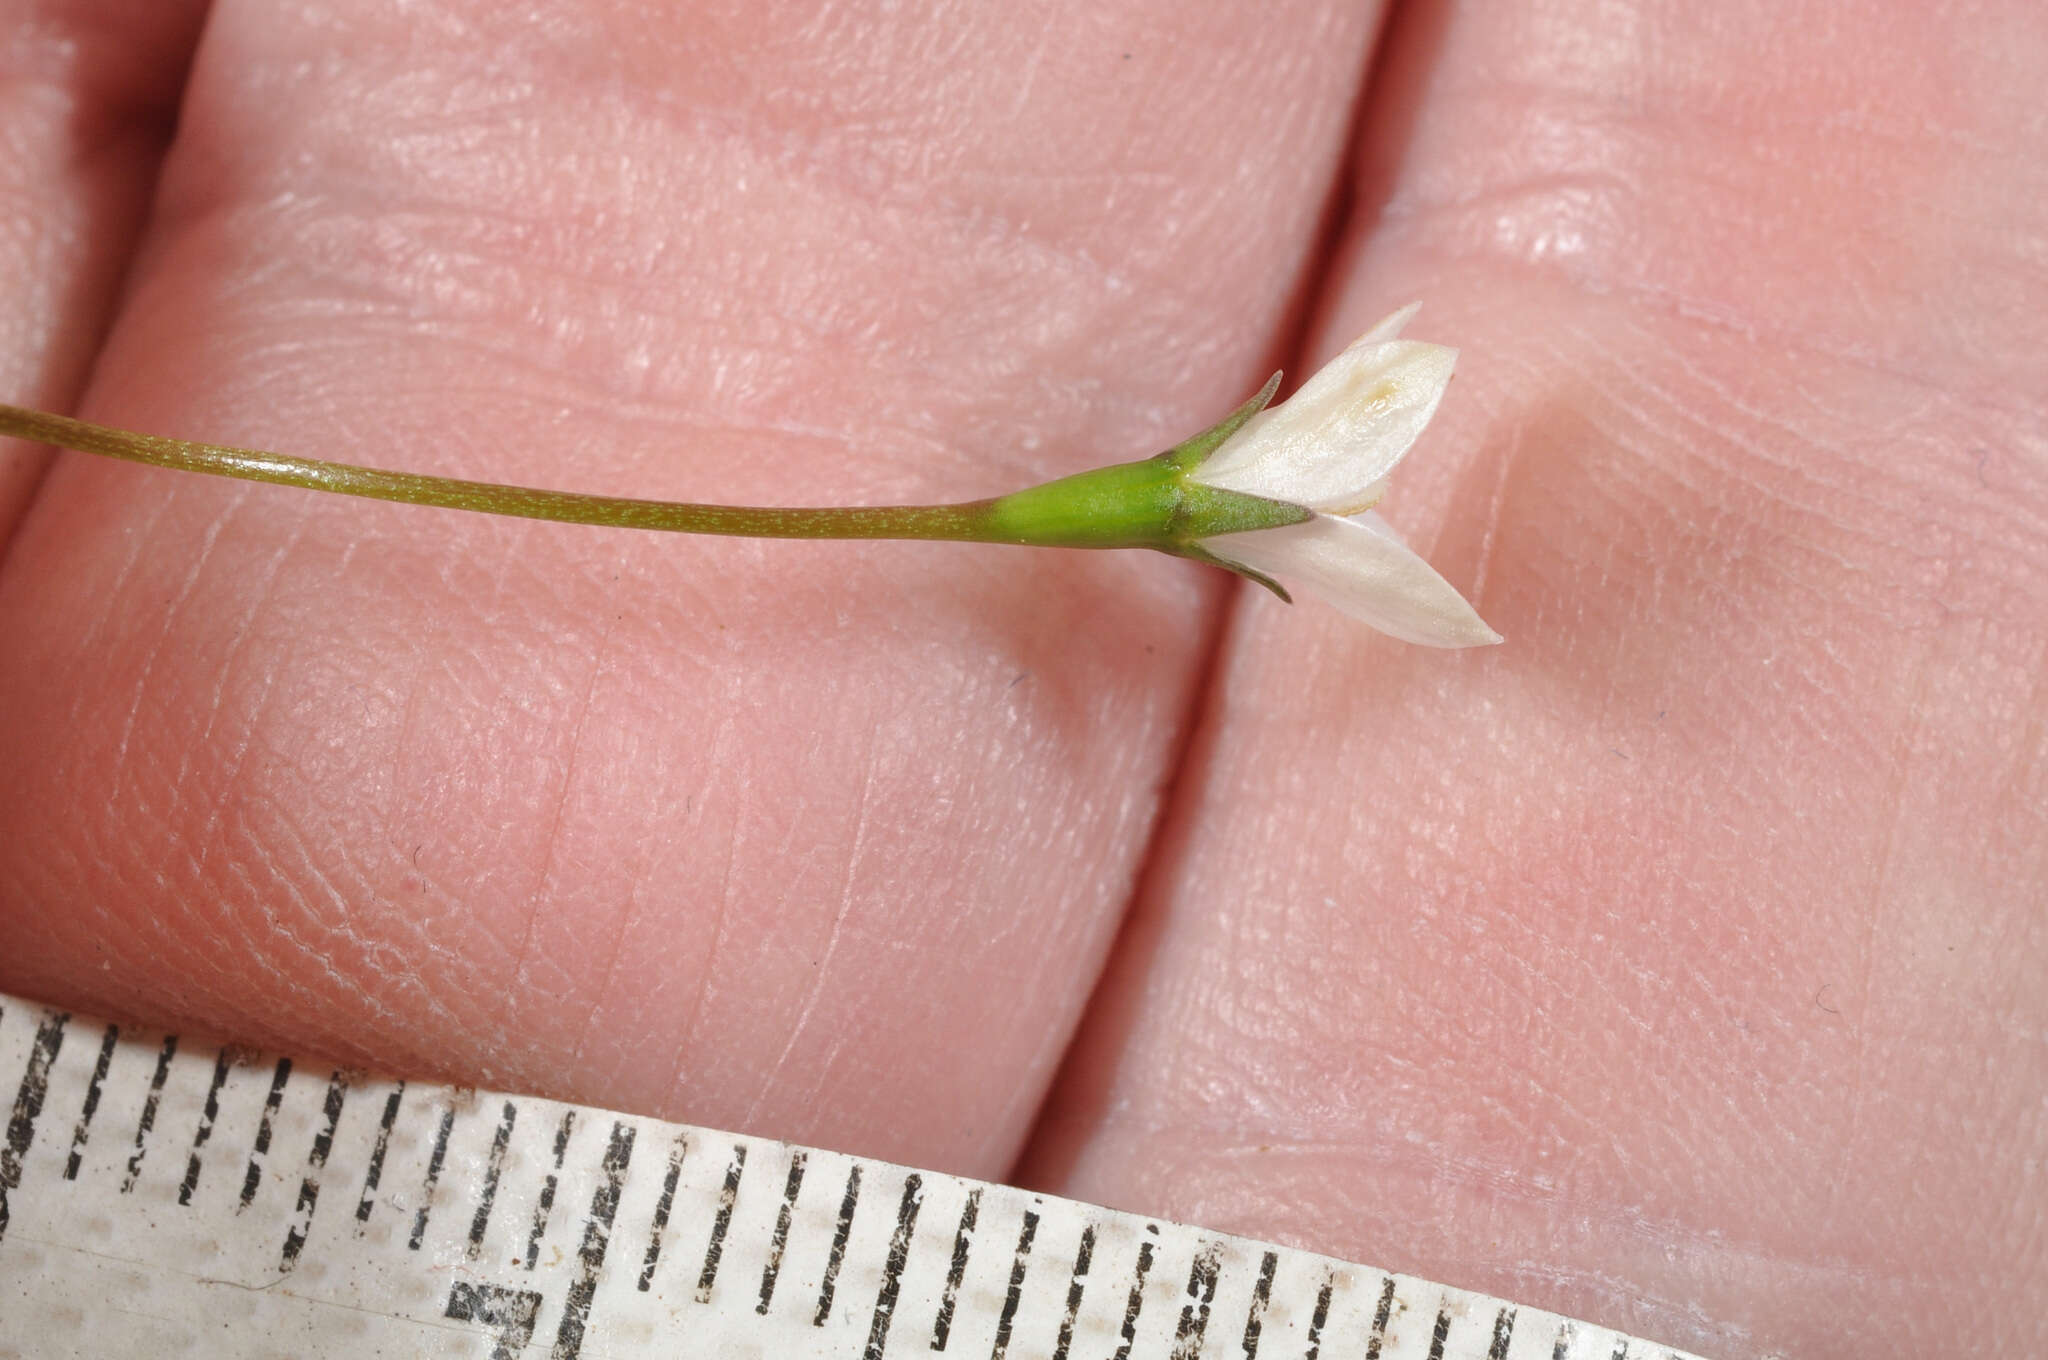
[0, 402, 1011, 543]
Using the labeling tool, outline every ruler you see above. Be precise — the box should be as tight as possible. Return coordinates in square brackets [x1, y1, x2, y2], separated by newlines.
[0, 995, 1707, 1359]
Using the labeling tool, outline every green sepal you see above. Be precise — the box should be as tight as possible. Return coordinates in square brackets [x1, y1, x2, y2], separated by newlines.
[1157, 371, 1282, 474]
[979, 372, 1308, 554]
[1169, 479, 1310, 539]
[1169, 541, 1294, 603]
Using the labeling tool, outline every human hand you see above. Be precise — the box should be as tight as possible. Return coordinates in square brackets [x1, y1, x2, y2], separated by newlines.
[2, 3, 2042, 1356]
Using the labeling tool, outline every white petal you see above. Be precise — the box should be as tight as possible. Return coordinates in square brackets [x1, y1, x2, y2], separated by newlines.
[1357, 301, 1422, 343]
[1192, 335, 1457, 515]
[1210, 510, 1502, 647]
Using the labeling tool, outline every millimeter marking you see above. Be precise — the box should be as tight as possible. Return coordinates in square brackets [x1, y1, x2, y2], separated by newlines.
[0, 996, 1711, 1360]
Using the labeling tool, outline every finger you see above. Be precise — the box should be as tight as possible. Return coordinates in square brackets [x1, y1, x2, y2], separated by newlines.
[0, 0, 1385, 1176]
[1026, 1, 2048, 1354]
[0, 0, 205, 537]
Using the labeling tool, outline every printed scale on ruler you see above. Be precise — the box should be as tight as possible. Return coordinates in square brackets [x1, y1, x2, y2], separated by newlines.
[0, 997, 1706, 1359]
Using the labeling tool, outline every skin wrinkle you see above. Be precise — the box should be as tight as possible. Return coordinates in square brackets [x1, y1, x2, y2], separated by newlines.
[516, 577, 618, 1073]
[1811, 653, 1937, 1241]
[561, 857, 642, 1093]
[1183, 1135, 1707, 1249]
[655, 714, 744, 1111]
[1463, 406, 1518, 608]
[298, 99, 1186, 452]
[88, 483, 205, 786]
[313, 204, 1143, 498]
[1651, 342, 1946, 512]
[1594, 334, 2028, 627]
[185, 623, 294, 892]
[699, 26, 1270, 279]
[177, 503, 315, 836]
[739, 719, 877, 1132]
[503, 551, 621, 1036]
[382, 621, 431, 904]
[240, 644, 467, 1050]
[1389, 184, 1982, 383]
[215, 803, 356, 1017]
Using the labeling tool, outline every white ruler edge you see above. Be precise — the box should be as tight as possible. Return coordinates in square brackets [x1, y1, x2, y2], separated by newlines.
[0, 995, 1709, 1360]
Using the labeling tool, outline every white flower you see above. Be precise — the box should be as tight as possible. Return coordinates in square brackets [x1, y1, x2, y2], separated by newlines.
[1189, 305, 1501, 647]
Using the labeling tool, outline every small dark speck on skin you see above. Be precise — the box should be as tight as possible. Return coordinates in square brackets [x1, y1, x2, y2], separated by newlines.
[1814, 984, 1841, 1015]
[1610, 748, 1629, 760]
[1008, 672, 1029, 690]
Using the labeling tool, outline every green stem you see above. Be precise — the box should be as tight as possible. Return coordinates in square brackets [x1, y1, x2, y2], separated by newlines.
[0, 382, 1307, 558]
[0, 401, 1011, 544]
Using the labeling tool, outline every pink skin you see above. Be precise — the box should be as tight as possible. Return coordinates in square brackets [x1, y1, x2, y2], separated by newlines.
[0, 1, 207, 533]
[1, 2, 2042, 1355]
